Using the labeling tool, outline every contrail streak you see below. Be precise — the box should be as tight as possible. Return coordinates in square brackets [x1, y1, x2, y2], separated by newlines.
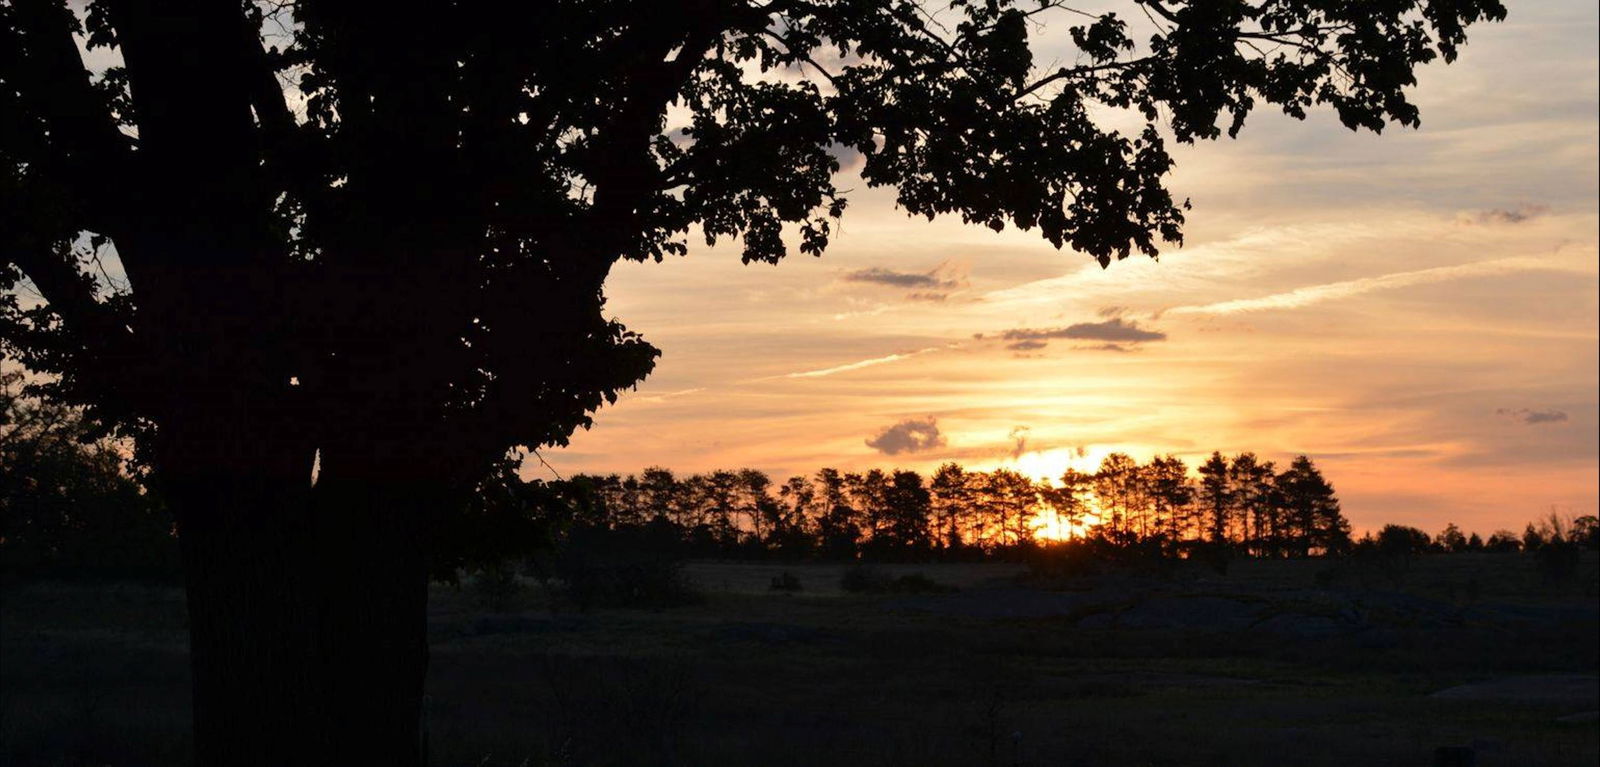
[1164, 257, 1574, 316]
[782, 346, 943, 379]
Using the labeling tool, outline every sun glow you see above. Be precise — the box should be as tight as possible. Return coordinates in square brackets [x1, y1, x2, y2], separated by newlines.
[1008, 447, 1106, 484]
[1031, 510, 1101, 542]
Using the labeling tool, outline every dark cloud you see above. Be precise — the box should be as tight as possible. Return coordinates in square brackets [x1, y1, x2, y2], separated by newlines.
[841, 261, 969, 301]
[1005, 339, 1047, 351]
[1000, 318, 1167, 348]
[1497, 407, 1569, 425]
[864, 416, 947, 455]
[1467, 205, 1548, 225]
[842, 267, 946, 288]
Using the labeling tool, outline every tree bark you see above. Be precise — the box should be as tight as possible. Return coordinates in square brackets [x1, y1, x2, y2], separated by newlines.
[162, 418, 436, 767]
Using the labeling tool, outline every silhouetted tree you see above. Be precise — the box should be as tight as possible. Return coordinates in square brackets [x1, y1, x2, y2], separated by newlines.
[639, 467, 681, 526]
[1276, 455, 1349, 556]
[1378, 524, 1432, 555]
[1047, 467, 1095, 541]
[1, 0, 1506, 760]
[1228, 453, 1276, 555]
[930, 462, 972, 551]
[1522, 523, 1545, 551]
[1197, 451, 1233, 546]
[1573, 515, 1600, 550]
[813, 468, 861, 559]
[879, 469, 933, 553]
[1435, 522, 1467, 553]
[1095, 453, 1140, 541]
[735, 468, 775, 548]
[771, 475, 815, 556]
[1146, 454, 1193, 544]
[985, 468, 1040, 549]
[846, 468, 891, 546]
[1485, 529, 1523, 553]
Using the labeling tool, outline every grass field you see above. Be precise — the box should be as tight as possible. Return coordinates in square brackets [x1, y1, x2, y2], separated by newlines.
[3, 553, 1597, 766]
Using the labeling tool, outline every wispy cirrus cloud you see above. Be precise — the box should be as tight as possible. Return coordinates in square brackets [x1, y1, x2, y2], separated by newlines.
[1163, 256, 1577, 317]
[1462, 205, 1549, 226]
[780, 346, 944, 379]
[1497, 407, 1570, 425]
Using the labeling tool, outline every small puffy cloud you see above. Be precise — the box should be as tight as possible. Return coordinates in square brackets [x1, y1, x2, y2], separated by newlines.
[865, 416, 947, 455]
[1497, 407, 1569, 425]
[1005, 339, 1048, 351]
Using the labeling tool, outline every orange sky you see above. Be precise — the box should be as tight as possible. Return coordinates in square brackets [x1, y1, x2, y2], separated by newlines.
[542, 3, 1600, 537]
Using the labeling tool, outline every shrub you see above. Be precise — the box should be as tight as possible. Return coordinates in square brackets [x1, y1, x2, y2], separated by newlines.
[887, 572, 958, 594]
[470, 560, 525, 611]
[1537, 539, 1582, 583]
[769, 571, 803, 592]
[839, 564, 889, 593]
[839, 565, 957, 594]
[552, 525, 700, 610]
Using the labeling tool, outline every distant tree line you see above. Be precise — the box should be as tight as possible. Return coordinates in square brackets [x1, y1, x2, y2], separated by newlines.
[1369, 514, 1600, 556]
[481, 451, 1355, 562]
[6, 367, 1596, 577]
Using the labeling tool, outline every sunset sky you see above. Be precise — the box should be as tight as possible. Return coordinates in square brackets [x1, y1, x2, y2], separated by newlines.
[540, 1, 1600, 536]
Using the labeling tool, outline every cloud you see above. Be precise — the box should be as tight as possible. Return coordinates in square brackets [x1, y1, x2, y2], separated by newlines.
[1005, 339, 1048, 351]
[839, 260, 969, 300]
[1464, 205, 1549, 225]
[1497, 407, 1569, 425]
[631, 387, 707, 404]
[781, 346, 943, 379]
[1008, 426, 1030, 459]
[865, 417, 947, 455]
[841, 267, 946, 288]
[1163, 256, 1576, 317]
[1001, 317, 1167, 344]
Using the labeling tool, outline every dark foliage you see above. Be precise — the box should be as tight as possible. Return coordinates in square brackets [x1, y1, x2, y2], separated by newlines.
[0, 371, 176, 579]
[768, 571, 803, 592]
[544, 524, 701, 611]
[839, 564, 957, 594]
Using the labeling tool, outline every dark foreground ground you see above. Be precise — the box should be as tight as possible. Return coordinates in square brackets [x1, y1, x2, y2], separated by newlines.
[3, 553, 1597, 766]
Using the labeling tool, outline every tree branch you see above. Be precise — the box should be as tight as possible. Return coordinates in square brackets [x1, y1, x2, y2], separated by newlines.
[5, 0, 139, 248]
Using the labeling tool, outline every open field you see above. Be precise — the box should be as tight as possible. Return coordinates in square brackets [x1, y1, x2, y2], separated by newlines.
[3, 553, 1597, 766]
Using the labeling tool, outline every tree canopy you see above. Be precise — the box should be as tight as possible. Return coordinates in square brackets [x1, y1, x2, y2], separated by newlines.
[3, 0, 1507, 476]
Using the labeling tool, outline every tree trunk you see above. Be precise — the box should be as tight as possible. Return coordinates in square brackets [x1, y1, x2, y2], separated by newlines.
[163, 421, 435, 767]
